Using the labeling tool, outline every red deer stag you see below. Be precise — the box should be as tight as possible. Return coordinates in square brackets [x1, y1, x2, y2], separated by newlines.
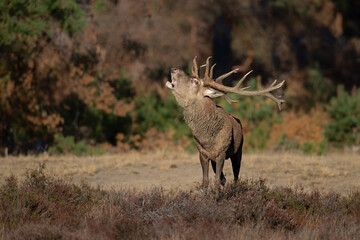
[166, 57, 285, 187]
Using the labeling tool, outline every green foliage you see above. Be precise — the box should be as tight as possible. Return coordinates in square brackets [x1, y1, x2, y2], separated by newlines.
[83, 106, 132, 143]
[109, 71, 135, 100]
[246, 122, 272, 150]
[47, 0, 87, 35]
[317, 140, 328, 155]
[301, 141, 315, 154]
[270, 0, 310, 16]
[92, 0, 108, 12]
[278, 137, 300, 151]
[49, 133, 105, 156]
[306, 67, 335, 107]
[325, 86, 360, 147]
[133, 92, 191, 139]
[0, 0, 86, 45]
[59, 74, 134, 145]
[301, 141, 328, 155]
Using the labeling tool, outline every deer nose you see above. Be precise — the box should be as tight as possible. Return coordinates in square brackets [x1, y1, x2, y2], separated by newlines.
[171, 68, 178, 74]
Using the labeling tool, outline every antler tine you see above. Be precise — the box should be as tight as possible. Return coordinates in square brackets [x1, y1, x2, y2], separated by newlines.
[192, 56, 286, 110]
[204, 71, 286, 110]
[224, 94, 239, 104]
[234, 70, 253, 88]
[215, 68, 239, 84]
[264, 91, 286, 110]
[270, 79, 278, 87]
[209, 63, 216, 80]
[192, 56, 199, 78]
[204, 56, 212, 80]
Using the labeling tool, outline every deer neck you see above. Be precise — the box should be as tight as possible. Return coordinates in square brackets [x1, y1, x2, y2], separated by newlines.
[183, 97, 223, 143]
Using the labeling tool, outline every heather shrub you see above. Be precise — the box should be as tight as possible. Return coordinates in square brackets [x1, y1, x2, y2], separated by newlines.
[0, 164, 95, 231]
[1, 164, 360, 239]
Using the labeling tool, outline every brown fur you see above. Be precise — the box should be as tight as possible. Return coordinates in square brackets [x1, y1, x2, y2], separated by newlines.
[166, 69, 243, 186]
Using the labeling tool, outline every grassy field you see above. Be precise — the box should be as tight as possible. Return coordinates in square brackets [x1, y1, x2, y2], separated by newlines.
[1, 151, 359, 194]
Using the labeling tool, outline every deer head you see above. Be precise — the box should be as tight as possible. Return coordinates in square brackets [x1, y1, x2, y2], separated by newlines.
[166, 56, 285, 110]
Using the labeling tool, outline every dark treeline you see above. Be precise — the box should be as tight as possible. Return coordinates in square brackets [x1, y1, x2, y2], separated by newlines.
[0, 0, 359, 155]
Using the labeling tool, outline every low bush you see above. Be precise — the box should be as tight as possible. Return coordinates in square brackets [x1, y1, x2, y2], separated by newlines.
[48, 133, 105, 156]
[1, 164, 359, 239]
[130, 92, 193, 152]
[0, 164, 95, 234]
[267, 107, 329, 154]
[300, 140, 328, 155]
[306, 67, 335, 108]
[325, 86, 360, 148]
[133, 92, 190, 137]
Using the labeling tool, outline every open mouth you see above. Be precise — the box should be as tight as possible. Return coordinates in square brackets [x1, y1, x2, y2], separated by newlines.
[166, 74, 176, 89]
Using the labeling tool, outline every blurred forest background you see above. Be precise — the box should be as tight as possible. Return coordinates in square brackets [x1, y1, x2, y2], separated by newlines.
[1, 0, 360, 156]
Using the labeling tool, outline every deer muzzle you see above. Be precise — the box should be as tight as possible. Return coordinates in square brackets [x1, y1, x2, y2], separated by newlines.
[166, 68, 178, 89]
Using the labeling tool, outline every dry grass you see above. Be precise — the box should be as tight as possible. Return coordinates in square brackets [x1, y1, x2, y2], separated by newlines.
[0, 151, 359, 195]
[1, 164, 359, 239]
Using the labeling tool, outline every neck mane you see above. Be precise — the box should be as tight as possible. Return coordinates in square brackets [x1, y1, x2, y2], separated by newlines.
[182, 97, 224, 142]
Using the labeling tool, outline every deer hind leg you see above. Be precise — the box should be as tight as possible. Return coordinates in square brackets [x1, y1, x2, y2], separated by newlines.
[211, 159, 226, 186]
[231, 142, 243, 183]
[199, 153, 209, 188]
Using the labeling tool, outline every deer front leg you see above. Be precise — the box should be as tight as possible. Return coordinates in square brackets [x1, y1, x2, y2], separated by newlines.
[211, 160, 226, 186]
[199, 153, 209, 188]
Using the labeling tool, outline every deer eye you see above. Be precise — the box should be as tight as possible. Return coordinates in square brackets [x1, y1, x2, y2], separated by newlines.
[192, 78, 200, 85]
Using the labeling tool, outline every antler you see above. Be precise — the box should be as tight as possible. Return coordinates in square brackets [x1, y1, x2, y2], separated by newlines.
[192, 56, 199, 78]
[193, 56, 286, 110]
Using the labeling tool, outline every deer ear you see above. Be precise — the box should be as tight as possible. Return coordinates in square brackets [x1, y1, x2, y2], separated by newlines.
[203, 87, 224, 98]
